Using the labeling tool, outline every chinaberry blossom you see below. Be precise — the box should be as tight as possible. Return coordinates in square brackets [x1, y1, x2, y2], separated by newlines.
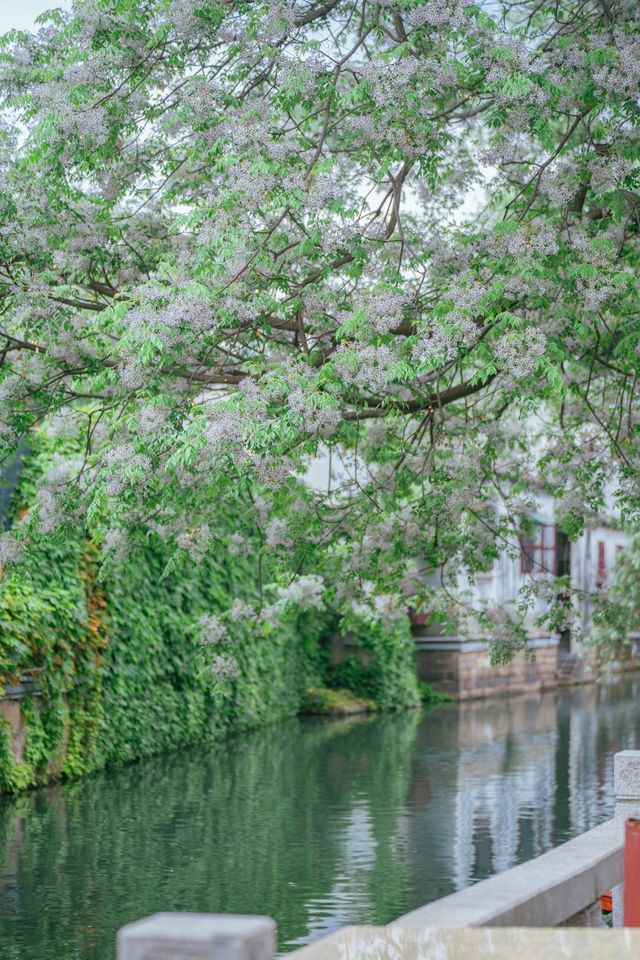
[276, 575, 324, 610]
[0, 0, 635, 648]
[210, 654, 240, 679]
[176, 525, 212, 563]
[198, 613, 228, 645]
[0, 534, 23, 566]
[229, 599, 255, 621]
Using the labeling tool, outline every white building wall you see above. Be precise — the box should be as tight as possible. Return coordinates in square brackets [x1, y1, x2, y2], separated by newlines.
[461, 492, 628, 642]
[306, 448, 629, 642]
[571, 524, 627, 633]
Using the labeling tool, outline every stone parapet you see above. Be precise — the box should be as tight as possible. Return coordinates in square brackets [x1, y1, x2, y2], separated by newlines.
[415, 635, 560, 700]
[390, 817, 623, 928]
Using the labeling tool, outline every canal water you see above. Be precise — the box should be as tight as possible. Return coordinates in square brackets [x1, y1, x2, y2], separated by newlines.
[1, 675, 640, 959]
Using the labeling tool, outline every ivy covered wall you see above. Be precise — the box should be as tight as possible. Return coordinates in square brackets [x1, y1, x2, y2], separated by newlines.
[0, 443, 420, 792]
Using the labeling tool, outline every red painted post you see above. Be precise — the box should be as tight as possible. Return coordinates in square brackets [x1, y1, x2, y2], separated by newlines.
[624, 818, 640, 926]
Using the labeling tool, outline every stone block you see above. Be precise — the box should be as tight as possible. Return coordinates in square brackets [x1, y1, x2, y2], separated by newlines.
[614, 751, 640, 803]
[559, 900, 602, 927]
[416, 642, 561, 700]
[117, 913, 276, 960]
[286, 925, 640, 960]
[614, 799, 640, 820]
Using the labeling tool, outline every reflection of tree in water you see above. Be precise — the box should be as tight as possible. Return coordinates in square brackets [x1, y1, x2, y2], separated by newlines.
[0, 709, 421, 960]
[294, 710, 421, 946]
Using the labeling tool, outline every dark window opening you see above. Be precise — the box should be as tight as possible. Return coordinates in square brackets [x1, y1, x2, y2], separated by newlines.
[555, 528, 571, 578]
[520, 522, 556, 575]
[596, 541, 606, 587]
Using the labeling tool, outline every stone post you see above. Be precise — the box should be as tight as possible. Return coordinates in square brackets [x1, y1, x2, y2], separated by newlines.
[613, 751, 640, 927]
[117, 913, 277, 960]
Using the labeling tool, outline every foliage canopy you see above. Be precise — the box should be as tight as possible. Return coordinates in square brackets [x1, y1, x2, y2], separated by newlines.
[0, 0, 638, 646]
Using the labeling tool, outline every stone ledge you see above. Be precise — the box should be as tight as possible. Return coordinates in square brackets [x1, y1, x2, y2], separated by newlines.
[413, 635, 559, 652]
[614, 751, 640, 801]
[1, 680, 42, 701]
[389, 817, 623, 929]
[288, 925, 640, 960]
[117, 913, 276, 960]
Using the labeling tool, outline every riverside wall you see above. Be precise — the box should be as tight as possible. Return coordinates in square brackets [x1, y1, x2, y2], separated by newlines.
[414, 633, 639, 700]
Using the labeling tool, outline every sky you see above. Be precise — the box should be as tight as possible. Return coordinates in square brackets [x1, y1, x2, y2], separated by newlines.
[0, 0, 71, 34]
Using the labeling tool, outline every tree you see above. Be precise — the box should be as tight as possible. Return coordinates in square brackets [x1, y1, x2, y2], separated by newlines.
[592, 534, 640, 658]
[0, 0, 638, 650]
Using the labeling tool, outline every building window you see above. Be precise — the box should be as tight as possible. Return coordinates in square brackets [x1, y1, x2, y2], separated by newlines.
[596, 541, 606, 587]
[555, 528, 571, 578]
[520, 522, 556, 574]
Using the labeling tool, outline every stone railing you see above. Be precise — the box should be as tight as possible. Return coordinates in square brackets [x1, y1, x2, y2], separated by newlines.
[117, 918, 640, 960]
[391, 817, 621, 929]
[386, 749, 640, 930]
[116, 750, 640, 960]
[117, 914, 277, 960]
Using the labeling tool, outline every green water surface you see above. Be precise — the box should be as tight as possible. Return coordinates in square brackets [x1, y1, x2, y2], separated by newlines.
[1, 676, 639, 958]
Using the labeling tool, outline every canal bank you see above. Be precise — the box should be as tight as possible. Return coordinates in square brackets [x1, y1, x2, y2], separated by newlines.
[413, 630, 640, 700]
[2, 675, 640, 960]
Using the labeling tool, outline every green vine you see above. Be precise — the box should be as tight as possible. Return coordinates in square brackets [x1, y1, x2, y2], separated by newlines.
[0, 440, 421, 792]
[327, 613, 421, 710]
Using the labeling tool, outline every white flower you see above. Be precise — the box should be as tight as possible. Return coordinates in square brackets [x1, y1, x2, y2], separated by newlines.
[373, 594, 404, 626]
[260, 603, 281, 627]
[198, 613, 228, 645]
[0, 534, 23, 565]
[266, 518, 289, 547]
[229, 599, 255, 621]
[210, 654, 240, 679]
[176, 525, 212, 563]
[228, 532, 250, 557]
[276, 575, 324, 609]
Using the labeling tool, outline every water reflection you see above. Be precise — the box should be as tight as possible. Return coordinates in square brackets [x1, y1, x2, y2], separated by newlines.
[1, 676, 639, 959]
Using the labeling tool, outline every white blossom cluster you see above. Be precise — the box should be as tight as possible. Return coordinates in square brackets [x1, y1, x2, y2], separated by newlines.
[210, 654, 240, 679]
[0, 0, 636, 642]
[353, 290, 406, 335]
[0, 533, 23, 566]
[228, 533, 250, 557]
[496, 330, 547, 380]
[229, 599, 255, 621]
[350, 591, 404, 628]
[198, 613, 228, 646]
[176, 525, 213, 563]
[276, 574, 324, 610]
[334, 344, 397, 393]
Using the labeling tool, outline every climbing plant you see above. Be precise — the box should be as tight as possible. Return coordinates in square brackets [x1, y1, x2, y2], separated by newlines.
[0, 438, 419, 791]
